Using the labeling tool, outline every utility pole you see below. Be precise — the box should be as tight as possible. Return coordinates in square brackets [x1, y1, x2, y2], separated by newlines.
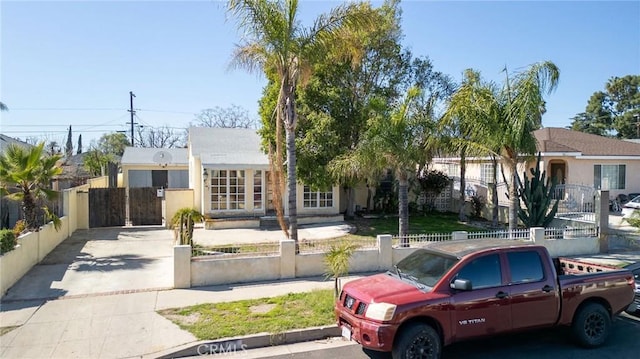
[128, 91, 137, 146]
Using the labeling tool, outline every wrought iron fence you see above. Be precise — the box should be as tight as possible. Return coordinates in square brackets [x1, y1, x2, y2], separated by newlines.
[544, 226, 598, 240]
[298, 237, 377, 254]
[467, 228, 530, 240]
[393, 233, 453, 247]
[192, 242, 280, 258]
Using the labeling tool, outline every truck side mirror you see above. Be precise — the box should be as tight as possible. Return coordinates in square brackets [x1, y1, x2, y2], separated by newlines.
[451, 278, 472, 291]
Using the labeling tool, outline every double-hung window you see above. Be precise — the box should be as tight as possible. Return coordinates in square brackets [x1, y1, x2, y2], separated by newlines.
[594, 165, 625, 190]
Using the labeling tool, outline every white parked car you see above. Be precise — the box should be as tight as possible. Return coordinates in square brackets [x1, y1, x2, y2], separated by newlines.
[622, 195, 640, 219]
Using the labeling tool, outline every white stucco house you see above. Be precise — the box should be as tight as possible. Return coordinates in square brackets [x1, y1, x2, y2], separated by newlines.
[433, 127, 640, 206]
[121, 127, 342, 228]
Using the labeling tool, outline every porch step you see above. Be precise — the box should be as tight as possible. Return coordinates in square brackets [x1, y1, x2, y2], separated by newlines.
[260, 217, 288, 229]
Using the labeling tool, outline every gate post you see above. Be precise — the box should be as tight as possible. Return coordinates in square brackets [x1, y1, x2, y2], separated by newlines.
[174, 245, 191, 288]
[597, 190, 609, 253]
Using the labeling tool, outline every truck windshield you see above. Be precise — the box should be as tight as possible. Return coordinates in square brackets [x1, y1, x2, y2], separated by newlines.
[395, 249, 459, 287]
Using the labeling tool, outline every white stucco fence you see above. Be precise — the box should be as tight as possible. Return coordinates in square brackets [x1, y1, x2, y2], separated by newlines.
[175, 229, 602, 288]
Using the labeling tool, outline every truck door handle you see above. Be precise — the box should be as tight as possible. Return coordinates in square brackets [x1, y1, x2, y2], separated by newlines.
[496, 291, 509, 299]
[542, 285, 553, 292]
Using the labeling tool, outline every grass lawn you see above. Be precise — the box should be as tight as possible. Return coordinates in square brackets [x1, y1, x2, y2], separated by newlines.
[158, 290, 335, 340]
[347, 211, 484, 237]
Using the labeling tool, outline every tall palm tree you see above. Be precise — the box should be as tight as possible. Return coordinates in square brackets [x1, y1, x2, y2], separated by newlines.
[500, 62, 559, 231]
[227, 0, 373, 242]
[0, 142, 63, 229]
[442, 69, 501, 222]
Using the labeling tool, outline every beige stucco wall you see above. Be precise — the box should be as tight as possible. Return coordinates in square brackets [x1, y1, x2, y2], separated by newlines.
[0, 232, 38, 296]
[164, 189, 195, 228]
[87, 176, 109, 188]
[0, 217, 72, 296]
[191, 256, 281, 287]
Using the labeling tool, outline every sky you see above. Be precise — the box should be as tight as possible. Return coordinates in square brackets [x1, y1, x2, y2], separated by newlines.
[1, 0, 639, 149]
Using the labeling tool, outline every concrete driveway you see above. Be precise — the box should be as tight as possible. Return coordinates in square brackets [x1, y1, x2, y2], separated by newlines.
[2, 227, 174, 302]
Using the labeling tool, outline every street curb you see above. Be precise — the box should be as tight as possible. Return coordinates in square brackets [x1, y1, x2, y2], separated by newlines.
[148, 325, 341, 358]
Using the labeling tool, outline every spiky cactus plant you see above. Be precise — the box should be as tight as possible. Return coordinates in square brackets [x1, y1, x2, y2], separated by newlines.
[517, 153, 559, 228]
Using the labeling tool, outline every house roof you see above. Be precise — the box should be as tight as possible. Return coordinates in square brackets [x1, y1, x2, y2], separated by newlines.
[534, 127, 640, 157]
[121, 147, 188, 166]
[189, 127, 269, 167]
[0, 134, 33, 153]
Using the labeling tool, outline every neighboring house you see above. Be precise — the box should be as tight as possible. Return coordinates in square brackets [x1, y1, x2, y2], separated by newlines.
[433, 127, 640, 205]
[53, 152, 94, 190]
[121, 147, 189, 189]
[188, 127, 341, 221]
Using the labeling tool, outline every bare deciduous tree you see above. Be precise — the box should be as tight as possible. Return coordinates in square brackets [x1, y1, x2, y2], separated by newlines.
[192, 105, 257, 129]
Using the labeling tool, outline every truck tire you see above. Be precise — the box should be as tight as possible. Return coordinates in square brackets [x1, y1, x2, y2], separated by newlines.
[572, 302, 611, 348]
[392, 323, 441, 359]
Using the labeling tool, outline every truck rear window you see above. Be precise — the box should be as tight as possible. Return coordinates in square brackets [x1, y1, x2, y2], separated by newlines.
[396, 249, 459, 287]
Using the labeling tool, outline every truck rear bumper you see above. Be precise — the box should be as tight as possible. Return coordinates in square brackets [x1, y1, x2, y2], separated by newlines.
[336, 309, 398, 352]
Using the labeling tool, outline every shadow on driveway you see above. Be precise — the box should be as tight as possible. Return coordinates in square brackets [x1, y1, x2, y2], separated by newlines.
[1, 226, 174, 302]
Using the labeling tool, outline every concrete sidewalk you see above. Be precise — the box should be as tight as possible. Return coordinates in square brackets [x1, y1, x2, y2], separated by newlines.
[0, 276, 355, 358]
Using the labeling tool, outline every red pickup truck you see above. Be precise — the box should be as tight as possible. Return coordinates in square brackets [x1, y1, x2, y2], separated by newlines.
[335, 239, 636, 359]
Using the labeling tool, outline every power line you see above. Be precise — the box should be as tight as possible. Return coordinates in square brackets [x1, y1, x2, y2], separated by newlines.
[8, 108, 125, 111]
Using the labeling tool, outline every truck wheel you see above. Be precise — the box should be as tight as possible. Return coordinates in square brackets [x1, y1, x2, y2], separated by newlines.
[392, 323, 441, 359]
[572, 303, 611, 348]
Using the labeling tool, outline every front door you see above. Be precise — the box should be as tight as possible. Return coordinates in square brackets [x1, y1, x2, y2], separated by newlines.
[550, 162, 566, 185]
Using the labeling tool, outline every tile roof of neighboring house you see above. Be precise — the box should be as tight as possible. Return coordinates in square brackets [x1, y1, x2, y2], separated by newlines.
[534, 127, 640, 156]
[121, 147, 188, 166]
[189, 127, 269, 167]
[0, 134, 32, 153]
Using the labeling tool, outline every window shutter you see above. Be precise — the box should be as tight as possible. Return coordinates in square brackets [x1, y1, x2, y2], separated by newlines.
[593, 165, 601, 189]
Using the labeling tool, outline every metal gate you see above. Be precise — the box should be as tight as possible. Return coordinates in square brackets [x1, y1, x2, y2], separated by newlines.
[129, 187, 163, 225]
[89, 188, 126, 228]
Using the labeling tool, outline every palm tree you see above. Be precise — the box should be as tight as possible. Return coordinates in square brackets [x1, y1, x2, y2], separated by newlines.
[332, 88, 422, 244]
[442, 69, 501, 222]
[442, 62, 559, 231]
[0, 142, 63, 229]
[227, 0, 373, 242]
[500, 62, 559, 231]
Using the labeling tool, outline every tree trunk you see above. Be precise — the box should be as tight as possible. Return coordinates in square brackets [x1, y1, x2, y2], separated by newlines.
[509, 160, 519, 232]
[345, 186, 355, 219]
[491, 155, 499, 228]
[398, 172, 409, 246]
[22, 189, 37, 230]
[284, 90, 298, 244]
[459, 149, 467, 222]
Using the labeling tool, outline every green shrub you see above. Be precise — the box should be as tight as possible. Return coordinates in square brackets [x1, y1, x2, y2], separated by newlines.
[1, 229, 17, 254]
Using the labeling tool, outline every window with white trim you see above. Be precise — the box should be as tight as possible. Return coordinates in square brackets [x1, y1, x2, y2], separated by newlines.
[303, 186, 333, 208]
[210, 170, 245, 210]
[594, 165, 625, 190]
[480, 163, 494, 184]
[253, 170, 262, 209]
[447, 163, 460, 178]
